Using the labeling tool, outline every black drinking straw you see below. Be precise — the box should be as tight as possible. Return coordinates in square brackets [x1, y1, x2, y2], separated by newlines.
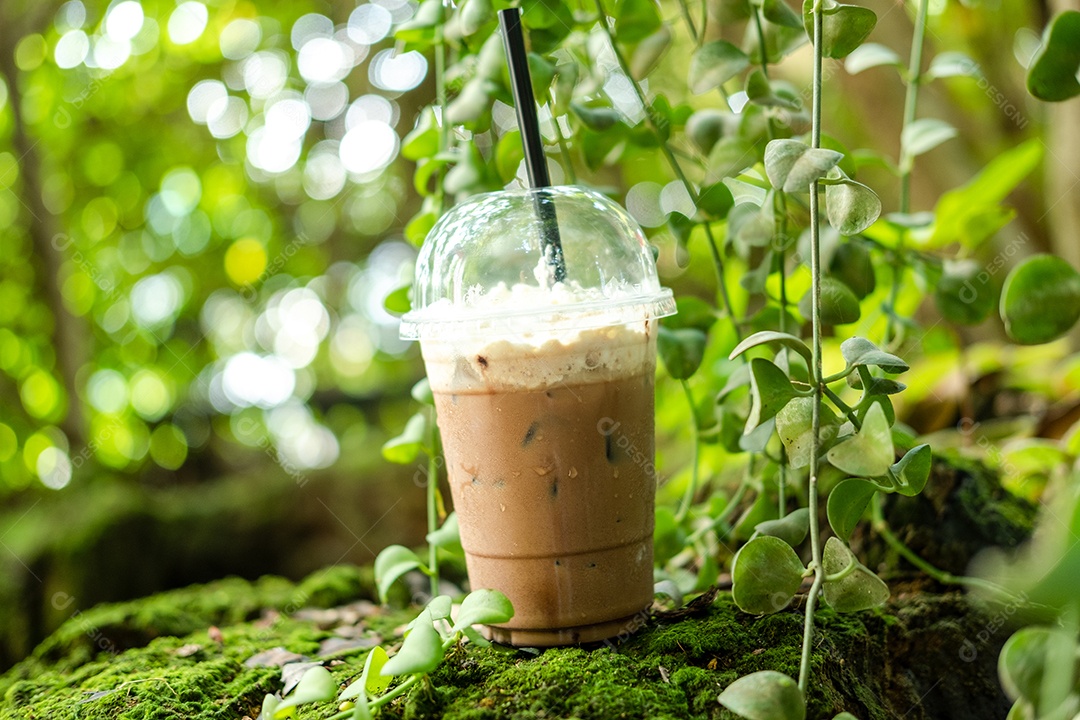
[498, 7, 567, 283]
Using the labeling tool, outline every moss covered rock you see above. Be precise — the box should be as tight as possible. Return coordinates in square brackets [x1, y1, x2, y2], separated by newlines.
[0, 564, 1014, 720]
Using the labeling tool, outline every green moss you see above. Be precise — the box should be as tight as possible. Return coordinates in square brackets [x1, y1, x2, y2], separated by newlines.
[0, 568, 1013, 720]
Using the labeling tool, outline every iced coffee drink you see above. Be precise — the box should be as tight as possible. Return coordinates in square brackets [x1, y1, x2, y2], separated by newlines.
[400, 186, 674, 646]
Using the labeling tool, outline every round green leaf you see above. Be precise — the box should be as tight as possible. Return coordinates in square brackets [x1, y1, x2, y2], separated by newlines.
[452, 588, 515, 630]
[381, 614, 445, 676]
[340, 646, 391, 700]
[839, 337, 908, 373]
[826, 402, 893, 477]
[731, 536, 806, 614]
[426, 512, 462, 552]
[718, 670, 806, 720]
[935, 259, 997, 325]
[1026, 11, 1080, 102]
[891, 444, 931, 496]
[925, 52, 980, 81]
[630, 24, 672, 79]
[825, 179, 881, 235]
[571, 101, 621, 131]
[827, 479, 877, 542]
[460, 0, 493, 35]
[689, 40, 751, 94]
[664, 296, 717, 332]
[686, 109, 728, 153]
[614, 0, 663, 42]
[844, 42, 901, 74]
[821, 537, 889, 612]
[374, 545, 426, 603]
[775, 397, 841, 469]
[764, 139, 844, 192]
[381, 413, 427, 464]
[658, 326, 708, 380]
[763, 0, 804, 28]
[729, 330, 813, 365]
[829, 243, 876, 299]
[998, 626, 1066, 703]
[746, 357, 799, 432]
[698, 182, 736, 219]
[1001, 254, 1080, 344]
[901, 118, 958, 160]
[755, 507, 810, 547]
[799, 277, 861, 325]
[384, 284, 413, 315]
[803, 0, 877, 59]
[273, 666, 336, 717]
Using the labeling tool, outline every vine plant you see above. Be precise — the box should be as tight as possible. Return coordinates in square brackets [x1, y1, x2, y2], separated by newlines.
[253, 0, 1080, 716]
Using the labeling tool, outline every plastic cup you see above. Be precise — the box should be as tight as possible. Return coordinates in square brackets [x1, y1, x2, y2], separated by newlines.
[400, 185, 675, 646]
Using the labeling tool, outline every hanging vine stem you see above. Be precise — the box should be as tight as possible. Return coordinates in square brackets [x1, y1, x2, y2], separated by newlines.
[884, 0, 929, 348]
[426, 408, 440, 598]
[676, 379, 701, 522]
[869, 495, 1028, 604]
[797, 0, 826, 695]
[593, 0, 742, 341]
[433, 13, 451, 217]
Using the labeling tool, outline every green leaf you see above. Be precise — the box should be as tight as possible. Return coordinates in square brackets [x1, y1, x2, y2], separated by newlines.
[462, 626, 491, 647]
[374, 545, 426, 603]
[833, 714, 861, 720]
[551, 62, 579, 114]
[901, 118, 957, 160]
[730, 330, 813, 365]
[395, 0, 442, 46]
[763, 0, 804, 28]
[384, 284, 412, 315]
[658, 326, 708, 380]
[925, 51, 980, 81]
[927, 139, 1041, 249]
[426, 512, 462, 552]
[843, 42, 901, 74]
[1001, 254, 1080, 345]
[571, 101, 621, 131]
[746, 358, 799, 432]
[381, 412, 427, 464]
[891, 444, 931, 496]
[273, 666, 336, 717]
[689, 41, 751, 94]
[826, 402, 893, 477]
[453, 588, 515, 631]
[686, 109, 727, 153]
[527, 52, 556, 100]
[775, 397, 841, 468]
[827, 479, 877, 542]
[381, 614, 444, 676]
[755, 507, 810, 547]
[798, 277, 861, 325]
[708, 135, 757, 178]
[764, 139, 844, 192]
[258, 695, 280, 720]
[840, 337, 909, 373]
[630, 24, 673, 79]
[934, 259, 996, 325]
[731, 536, 806, 614]
[425, 595, 453, 622]
[698, 182, 735, 219]
[1026, 11, 1080, 102]
[664, 296, 718, 332]
[446, 78, 496, 125]
[825, 179, 881, 235]
[411, 378, 433, 405]
[718, 671, 806, 720]
[460, 0, 493, 35]
[495, 131, 525, 183]
[804, 0, 877, 59]
[401, 110, 440, 161]
[821, 537, 889, 612]
[614, 0, 663, 42]
[829, 243, 875, 299]
[340, 646, 391, 699]
[998, 626, 1078, 704]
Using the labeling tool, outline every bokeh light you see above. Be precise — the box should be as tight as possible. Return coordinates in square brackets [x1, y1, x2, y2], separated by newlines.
[168, 2, 208, 45]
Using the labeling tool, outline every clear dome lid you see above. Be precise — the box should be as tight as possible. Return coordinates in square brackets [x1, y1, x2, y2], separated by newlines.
[400, 185, 676, 340]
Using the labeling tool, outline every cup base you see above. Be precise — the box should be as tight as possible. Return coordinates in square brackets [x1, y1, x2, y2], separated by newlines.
[480, 607, 651, 647]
